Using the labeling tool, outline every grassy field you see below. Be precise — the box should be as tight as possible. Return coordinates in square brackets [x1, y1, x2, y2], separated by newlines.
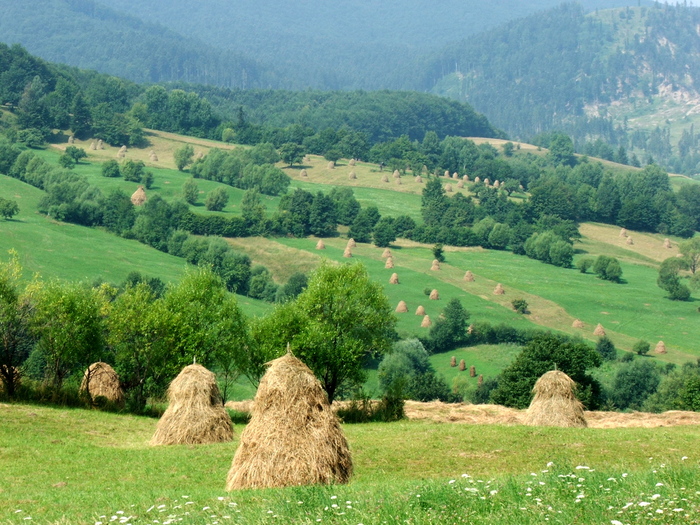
[1, 403, 698, 524]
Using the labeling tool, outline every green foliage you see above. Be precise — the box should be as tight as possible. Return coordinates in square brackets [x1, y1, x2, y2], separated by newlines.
[275, 272, 308, 303]
[679, 237, 700, 274]
[0, 197, 19, 220]
[120, 159, 145, 183]
[576, 257, 594, 274]
[547, 133, 576, 167]
[595, 336, 617, 362]
[524, 231, 572, 267]
[101, 159, 121, 178]
[372, 217, 396, 248]
[432, 243, 445, 262]
[511, 298, 528, 314]
[644, 361, 700, 412]
[657, 257, 691, 301]
[64, 146, 87, 164]
[611, 359, 661, 411]
[633, 340, 650, 356]
[349, 206, 380, 243]
[205, 186, 229, 211]
[181, 177, 199, 204]
[173, 144, 194, 171]
[279, 142, 304, 166]
[426, 298, 470, 353]
[592, 255, 623, 282]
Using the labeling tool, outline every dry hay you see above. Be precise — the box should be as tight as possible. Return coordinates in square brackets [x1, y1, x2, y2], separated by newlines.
[97, 139, 104, 150]
[395, 177, 402, 185]
[381, 174, 389, 183]
[421, 315, 432, 328]
[626, 237, 634, 245]
[195, 151, 204, 160]
[572, 319, 585, 329]
[119, 145, 127, 153]
[430, 259, 441, 271]
[474, 176, 481, 183]
[493, 283, 505, 295]
[467, 324, 473, 334]
[151, 364, 234, 446]
[493, 180, 500, 188]
[226, 352, 352, 490]
[593, 323, 606, 337]
[445, 183, 453, 192]
[452, 172, 459, 179]
[450, 356, 457, 367]
[655, 341, 667, 354]
[80, 362, 124, 406]
[384, 257, 394, 269]
[619, 228, 628, 237]
[429, 289, 439, 300]
[348, 171, 356, 180]
[89, 141, 97, 150]
[389, 273, 399, 284]
[484, 178, 491, 186]
[131, 185, 147, 206]
[395, 300, 408, 313]
[225, 399, 253, 414]
[664, 238, 672, 249]
[300, 169, 308, 177]
[444, 170, 450, 178]
[149, 152, 159, 162]
[415, 305, 426, 316]
[458, 359, 466, 371]
[477, 375, 483, 387]
[381, 248, 392, 258]
[315, 239, 326, 250]
[524, 370, 587, 428]
[116, 150, 126, 159]
[469, 365, 476, 378]
[346, 238, 356, 248]
[67, 135, 74, 144]
[327, 161, 335, 170]
[349, 159, 356, 166]
[343, 247, 353, 258]
[464, 270, 475, 282]
[415, 176, 423, 183]
[393, 169, 401, 179]
[457, 180, 464, 188]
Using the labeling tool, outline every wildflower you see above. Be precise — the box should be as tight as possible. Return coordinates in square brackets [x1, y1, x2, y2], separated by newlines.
[638, 501, 651, 507]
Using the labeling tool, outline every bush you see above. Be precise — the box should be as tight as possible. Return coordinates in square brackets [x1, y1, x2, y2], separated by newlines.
[633, 340, 650, 356]
[593, 255, 623, 282]
[576, 257, 594, 273]
[432, 243, 445, 262]
[205, 187, 229, 211]
[511, 298, 528, 314]
[101, 159, 121, 178]
[595, 336, 617, 361]
[611, 360, 661, 410]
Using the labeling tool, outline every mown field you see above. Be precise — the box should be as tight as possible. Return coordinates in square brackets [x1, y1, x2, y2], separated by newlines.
[1, 403, 699, 524]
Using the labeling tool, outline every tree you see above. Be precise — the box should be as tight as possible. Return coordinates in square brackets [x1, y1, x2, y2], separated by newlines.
[349, 206, 380, 243]
[592, 255, 623, 282]
[121, 159, 145, 183]
[101, 189, 135, 235]
[633, 340, 650, 356]
[595, 336, 617, 361]
[421, 177, 448, 226]
[182, 177, 199, 204]
[70, 93, 92, 138]
[101, 159, 121, 178]
[64, 146, 87, 164]
[657, 257, 691, 301]
[174, 144, 195, 171]
[511, 298, 528, 314]
[427, 298, 470, 352]
[241, 188, 266, 233]
[679, 238, 700, 275]
[58, 153, 76, 169]
[372, 217, 396, 247]
[308, 191, 338, 237]
[276, 272, 308, 303]
[611, 360, 661, 410]
[547, 133, 576, 167]
[432, 243, 445, 263]
[279, 142, 304, 167]
[205, 187, 229, 211]
[0, 198, 19, 220]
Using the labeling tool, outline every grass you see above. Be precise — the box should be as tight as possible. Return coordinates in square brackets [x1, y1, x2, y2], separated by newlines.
[1, 403, 699, 524]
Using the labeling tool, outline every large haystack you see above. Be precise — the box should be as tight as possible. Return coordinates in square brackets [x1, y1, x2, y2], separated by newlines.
[316, 239, 326, 250]
[226, 352, 352, 490]
[415, 305, 426, 316]
[429, 289, 439, 300]
[151, 364, 233, 446]
[619, 228, 628, 238]
[421, 315, 432, 328]
[664, 238, 672, 249]
[524, 370, 587, 428]
[393, 169, 401, 179]
[493, 283, 505, 295]
[80, 362, 124, 406]
[327, 161, 335, 170]
[389, 273, 399, 284]
[464, 271, 474, 282]
[346, 238, 356, 248]
[381, 174, 389, 183]
[593, 323, 606, 337]
[343, 247, 353, 258]
[396, 300, 408, 313]
[300, 169, 308, 178]
[348, 171, 356, 180]
[131, 185, 147, 206]
[655, 341, 667, 354]
[381, 248, 392, 258]
[445, 183, 453, 192]
[384, 257, 394, 269]
[67, 135, 75, 144]
[97, 139, 104, 150]
[431, 259, 441, 271]
[572, 319, 584, 329]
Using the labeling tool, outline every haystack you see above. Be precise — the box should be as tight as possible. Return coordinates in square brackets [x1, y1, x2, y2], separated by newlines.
[343, 247, 353, 258]
[68, 135, 75, 144]
[89, 141, 97, 150]
[396, 300, 408, 313]
[395, 177, 402, 185]
[315, 239, 326, 250]
[445, 183, 453, 192]
[389, 273, 399, 284]
[226, 352, 352, 490]
[97, 139, 104, 150]
[347, 238, 356, 248]
[381, 248, 392, 258]
[195, 151, 204, 160]
[626, 237, 634, 245]
[116, 150, 125, 159]
[327, 161, 335, 170]
[474, 176, 481, 183]
[415, 176, 423, 183]
[457, 180, 464, 188]
[348, 171, 356, 180]
[523, 370, 587, 428]
[415, 305, 426, 316]
[469, 365, 476, 377]
[452, 172, 459, 179]
[619, 228, 627, 237]
[572, 319, 584, 329]
[131, 185, 147, 206]
[393, 169, 400, 179]
[493, 180, 500, 188]
[300, 169, 308, 177]
[458, 359, 466, 371]
[151, 364, 234, 446]
[450, 356, 457, 367]
[484, 178, 491, 186]
[464, 271, 474, 282]
[664, 238, 672, 249]
[477, 375, 483, 387]
[381, 174, 389, 183]
[429, 289, 439, 300]
[593, 323, 606, 337]
[654, 341, 667, 354]
[493, 283, 505, 295]
[463, 175, 469, 181]
[421, 315, 432, 328]
[431, 259, 441, 271]
[384, 257, 394, 269]
[349, 159, 356, 166]
[444, 170, 450, 178]
[119, 145, 127, 153]
[80, 362, 124, 406]
[150, 152, 159, 162]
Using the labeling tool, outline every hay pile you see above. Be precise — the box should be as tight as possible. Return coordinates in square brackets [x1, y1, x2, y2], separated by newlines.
[444, 170, 450, 178]
[347, 238, 356, 248]
[327, 161, 335, 170]
[593, 323, 606, 337]
[131, 186, 147, 206]
[429, 289, 439, 300]
[450, 356, 457, 367]
[464, 271, 474, 282]
[349, 159, 356, 166]
[395, 177, 402, 185]
[458, 359, 466, 371]
[151, 364, 234, 446]
[421, 315, 432, 328]
[80, 362, 124, 406]
[626, 237, 634, 245]
[445, 183, 453, 192]
[415, 305, 426, 316]
[469, 365, 476, 377]
[348, 171, 356, 180]
[67, 135, 75, 144]
[474, 176, 481, 183]
[477, 375, 483, 387]
[381, 248, 392, 258]
[463, 174, 469, 181]
[393, 169, 401, 179]
[457, 180, 464, 188]
[431, 259, 441, 271]
[343, 247, 352, 258]
[493, 180, 500, 188]
[300, 169, 308, 177]
[384, 257, 394, 269]
[572, 319, 584, 329]
[493, 283, 505, 295]
[415, 176, 423, 183]
[195, 151, 204, 161]
[655, 341, 667, 354]
[226, 352, 352, 490]
[389, 273, 399, 284]
[119, 145, 127, 154]
[524, 370, 587, 428]
[149, 152, 158, 162]
[396, 300, 408, 313]
[381, 174, 389, 183]
[484, 178, 491, 186]
[619, 228, 627, 237]
[89, 141, 97, 150]
[452, 172, 459, 179]
[117, 150, 125, 159]
[664, 238, 672, 249]
[315, 239, 326, 250]
[97, 139, 104, 150]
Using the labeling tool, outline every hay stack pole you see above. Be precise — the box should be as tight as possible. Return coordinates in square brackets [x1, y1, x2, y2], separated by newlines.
[384, 257, 394, 269]
[421, 315, 432, 328]
[389, 273, 399, 284]
[493, 283, 505, 295]
[80, 362, 124, 406]
[593, 323, 606, 337]
[395, 300, 408, 313]
[415, 305, 426, 316]
[346, 238, 356, 248]
[226, 350, 352, 490]
[464, 271, 474, 282]
[524, 370, 587, 428]
[315, 239, 326, 250]
[654, 341, 667, 354]
[151, 364, 234, 446]
[429, 289, 439, 300]
[381, 248, 392, 258]
[431, 259, 441, 271]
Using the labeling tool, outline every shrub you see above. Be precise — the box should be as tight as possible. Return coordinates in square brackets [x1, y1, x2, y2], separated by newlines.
[595, 336, 617, 361]
[101, 159, 121, 178]
[511, 298, 528, 314]
[593, 255, 623, 282]
[576, 257, 594, 273]
[611, 360, 661, 410]
[633, 340, 650, 356]
[432, 243, 445, 262]
[205, 187, 229, 211]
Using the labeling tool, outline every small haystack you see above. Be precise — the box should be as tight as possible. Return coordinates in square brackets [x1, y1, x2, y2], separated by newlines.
[393, 169, 401, 179]
[68, 135, 75, 144]
[458, 359, 466, 371]
[389, 273, 399, 284]
[664, 238, 672, 249]
[445, 183, 453, 192]
[655, 341, 667, 354]
[421, 315, 432, 328]
[381, 248, 392, 258]
[572, 319, 584, 329]
[484, 178, 491, 186]
[119, 145, 127, 153]
[431, 259, 441, 271]
[396, 300, 408, 313]
[315, 239, 326, 250]
[415, 176, 423, 183]
[444, 170, 450, 178]
[469, 365, 476, 378]
[381, 174, 389, 183]
[300, 169, 308, 178]
[343, 247, 353, 258]
[626, 237, 634, 245]
[477, 375, 483, 387]
[395, 177, 402, 185]
[429, 289, 439, 300]
[149, 152, 159, 162]
[593, 323, 606, 337]
[349, 159, 356, 166]
[97, 139, 104, 150]
[151, 364, 234, 446]
[524, 370, 587, 428]
[493, 283, 505, 295]
[226, 352, 352, 490]
[415, 305, 426, 316]
[619, 228, 628, 238]
[457, 180, 464, 188]
[474, 176, 481, 183]
[452, 172, 459, 179]
[384, 257, 394, 269]
[131, 185, 147, 206]
[348, 171, 356, 180]
[450, 356, 457, 367]
[347, 238, 356, 248]
[493, 180, 500, 188]
[89, 141, 97, 150]
[117, 150, 125, 159]
[327, 161, 335, 170]
[464, 271, 475, 282]
[80, 362, 124, 406]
